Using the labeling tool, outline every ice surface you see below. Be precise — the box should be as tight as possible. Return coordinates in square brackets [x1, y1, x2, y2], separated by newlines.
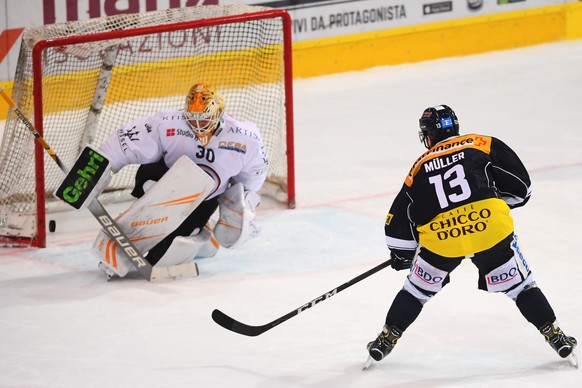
[1, 39, 582, 387]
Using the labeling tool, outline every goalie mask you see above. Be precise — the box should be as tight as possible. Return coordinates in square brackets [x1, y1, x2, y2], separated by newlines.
[184, 83, 225, 146]
[418, 105, 459, 149]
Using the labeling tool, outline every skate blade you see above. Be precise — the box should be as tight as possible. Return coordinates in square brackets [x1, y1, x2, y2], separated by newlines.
[362, 355, 374, 371]
[567, 352, 578, 369]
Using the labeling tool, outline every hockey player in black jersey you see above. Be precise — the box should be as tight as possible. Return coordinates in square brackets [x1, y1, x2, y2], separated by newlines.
[367, 105, 577, 366]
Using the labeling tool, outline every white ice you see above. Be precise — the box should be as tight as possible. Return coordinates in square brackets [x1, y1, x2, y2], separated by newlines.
[1, 39, 582, 387]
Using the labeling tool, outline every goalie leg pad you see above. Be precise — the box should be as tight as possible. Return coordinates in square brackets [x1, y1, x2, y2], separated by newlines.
[194, 224, 220, 259]
[154, 225, 220, 268]
[92, 229, 134, 278]
[214, 182, 262, 249]
[90, 156, 215, 278]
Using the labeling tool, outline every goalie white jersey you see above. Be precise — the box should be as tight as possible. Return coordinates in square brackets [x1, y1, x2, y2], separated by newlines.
[99, 110, 269, 199]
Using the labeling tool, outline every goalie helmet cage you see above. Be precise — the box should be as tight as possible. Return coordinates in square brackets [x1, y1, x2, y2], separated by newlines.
[0, 5, 295, 248]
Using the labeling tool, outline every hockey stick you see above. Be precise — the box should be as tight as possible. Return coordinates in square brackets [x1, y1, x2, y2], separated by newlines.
[0, 87, 194, 282]
[212, 258, 394, 336]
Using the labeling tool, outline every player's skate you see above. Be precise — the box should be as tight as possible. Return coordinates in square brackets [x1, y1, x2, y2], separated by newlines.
[363, 325, 403, 369]
[540, 322, 578, 367]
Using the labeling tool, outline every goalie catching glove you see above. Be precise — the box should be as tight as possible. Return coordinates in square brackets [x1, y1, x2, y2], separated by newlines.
[214, 182, 262, 248]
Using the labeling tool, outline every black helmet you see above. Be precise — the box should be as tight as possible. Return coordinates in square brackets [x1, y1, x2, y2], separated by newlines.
[418, 105, 459, 149]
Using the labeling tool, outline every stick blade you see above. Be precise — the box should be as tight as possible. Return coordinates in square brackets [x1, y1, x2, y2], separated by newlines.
[211, 309, 268, 337]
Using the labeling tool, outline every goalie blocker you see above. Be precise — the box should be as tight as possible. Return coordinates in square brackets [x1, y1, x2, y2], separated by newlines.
[55, 146, 112, 210]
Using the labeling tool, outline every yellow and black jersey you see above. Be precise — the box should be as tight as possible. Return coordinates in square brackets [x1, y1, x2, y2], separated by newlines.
[385, 134, 531, 258]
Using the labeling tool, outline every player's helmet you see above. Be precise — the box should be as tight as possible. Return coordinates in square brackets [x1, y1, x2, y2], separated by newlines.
[418, 105, 459, 149]
[184, 83, 225, 146]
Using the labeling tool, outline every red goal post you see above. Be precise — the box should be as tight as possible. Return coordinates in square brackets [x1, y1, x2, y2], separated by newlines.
[0, 5, 295, 248]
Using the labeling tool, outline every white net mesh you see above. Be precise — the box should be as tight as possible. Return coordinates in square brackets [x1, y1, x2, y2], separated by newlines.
[0, 5, 293, 247]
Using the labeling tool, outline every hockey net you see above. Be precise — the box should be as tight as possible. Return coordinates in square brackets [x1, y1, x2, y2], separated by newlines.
[0, 5, 294, 248]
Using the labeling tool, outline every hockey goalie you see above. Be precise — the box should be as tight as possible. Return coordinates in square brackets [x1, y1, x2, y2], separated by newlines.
[67, 83, 267, 279]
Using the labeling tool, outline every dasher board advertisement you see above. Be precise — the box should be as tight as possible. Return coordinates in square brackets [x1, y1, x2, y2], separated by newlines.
[0, 0, 576, 82]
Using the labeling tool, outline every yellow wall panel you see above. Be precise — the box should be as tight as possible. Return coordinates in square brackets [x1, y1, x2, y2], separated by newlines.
[566, 2, 582, 39]
[293, 6, 569, 78]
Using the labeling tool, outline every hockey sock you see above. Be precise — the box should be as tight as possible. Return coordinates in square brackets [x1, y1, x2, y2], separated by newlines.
[515, 287, 556, 329]
[385, 289, 423, 331]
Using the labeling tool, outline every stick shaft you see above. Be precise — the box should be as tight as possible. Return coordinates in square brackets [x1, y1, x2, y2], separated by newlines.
[0, 88, 65, 169]
[212, 258, 393, 336]
[0, 87, 156, 280]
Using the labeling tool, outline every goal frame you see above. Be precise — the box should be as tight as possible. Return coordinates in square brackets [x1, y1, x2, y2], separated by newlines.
[4, 8, 295, 248]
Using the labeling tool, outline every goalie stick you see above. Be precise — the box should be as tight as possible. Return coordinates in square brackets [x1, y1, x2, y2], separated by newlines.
[212, 258, 394, 336]
[0, 87, 195, 282]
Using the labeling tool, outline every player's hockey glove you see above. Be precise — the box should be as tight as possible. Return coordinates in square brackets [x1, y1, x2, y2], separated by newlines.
[390, 250, 414, 271]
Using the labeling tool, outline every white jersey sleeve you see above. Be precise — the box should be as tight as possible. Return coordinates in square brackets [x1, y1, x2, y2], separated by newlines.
[98, 114, 164, 173]
[217, 115, 268, 194]
[99, 110, 268, 199]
